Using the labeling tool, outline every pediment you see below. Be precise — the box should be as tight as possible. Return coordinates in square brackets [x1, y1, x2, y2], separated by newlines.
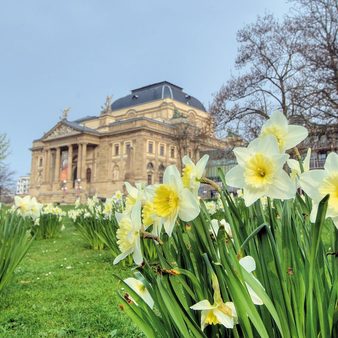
[43, 122, 80, 140]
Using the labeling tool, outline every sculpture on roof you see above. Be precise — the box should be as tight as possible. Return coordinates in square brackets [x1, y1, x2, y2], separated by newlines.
[100, 95, 113, 115]
[61, 107, 70, 120]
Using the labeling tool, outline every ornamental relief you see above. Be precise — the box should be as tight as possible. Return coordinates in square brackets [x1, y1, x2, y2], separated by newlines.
[44, 124, 79, 140]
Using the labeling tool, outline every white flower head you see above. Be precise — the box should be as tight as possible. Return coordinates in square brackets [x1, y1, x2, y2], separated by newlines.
[190, 275, 237, 330]
[124, 277, 154, 309]
[182, 154, 209, 195]
[260, 111, 308, 152]
[114, 201, 143, 265]
[225, 136, 296, 206]
[287, 148, 311, 184]
[239, 256, 264, 305]
[300, 152, 338, 229]
[153, 165, 200, 236]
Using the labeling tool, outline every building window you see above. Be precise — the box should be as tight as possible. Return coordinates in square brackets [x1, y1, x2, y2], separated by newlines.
[86, 168, 92, 183]
[125, 142, 131, 154]
[147, 162, 154, 171]
[159, 174, 163, 184]
[148, 141, 154, 154]
[39, 158, 43, 167]
[114, 144, 119, 156]
[147, 174, 153, 185]
[170, 147, 175, 159]
[159, 144, 165, 157]
[318, 152, 327, 161]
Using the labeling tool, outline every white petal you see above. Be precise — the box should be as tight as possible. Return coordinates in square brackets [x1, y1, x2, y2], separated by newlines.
[324, 152, 338, 173]
[113, 249, 133, 265]
[239, 256, 256, 273]
[163, 165, 181, 184]
[214, 309, 234, 328]
[300, 170, 326, 202]
[246, 283, 263, 305]
[243, 187, 265, 206]
[233, 147, 252, 167]
[268, 171, 296, 200]
[284, 125, 308, 150]
[182, 155, 193, 166]
[132, 238, 143, 265]
[310, 203, 319, 223]
[178, 189, 200, 222]
[287, 159, 300, 172]
[196, 155, 209, 178]
[163, 210, 178, 237]
[190, 299, 214, 310]
[225, 166, 245, 188]
[210, 219, 219, 236]
[125, 182, 138, 198]
[131, 201, 142, 229]
[249, 135, 280, 154]
[303, 148, 311, 171]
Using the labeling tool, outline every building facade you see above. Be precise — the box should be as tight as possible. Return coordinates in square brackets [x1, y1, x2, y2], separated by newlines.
[16, 176, 30, 195]
[29, 82, 227, 203]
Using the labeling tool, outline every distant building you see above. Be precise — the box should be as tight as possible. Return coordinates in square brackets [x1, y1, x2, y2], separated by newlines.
[29, 81, 227, 203]
[16, 176, 30, 195]
[299, 123, 338, 168]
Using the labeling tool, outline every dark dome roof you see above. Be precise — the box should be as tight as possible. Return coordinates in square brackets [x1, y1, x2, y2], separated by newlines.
[111, 81, 206, 112]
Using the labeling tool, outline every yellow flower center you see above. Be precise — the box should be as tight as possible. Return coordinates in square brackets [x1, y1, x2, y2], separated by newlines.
[204, 310, 220, 326]
[261, 126, 286, 151]
[153, 185, 179, 217]
[116, 218, 139, 253]
[244, 153, 276, 188]
[319, 173, 338, 212]
[142, 201, 154, 226]
[182, 164, 193, 188]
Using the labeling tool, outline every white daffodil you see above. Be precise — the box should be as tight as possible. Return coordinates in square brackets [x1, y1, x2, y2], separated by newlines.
[114, 201, 143, 265]
[239, 256, 264, 305]
[14, 195, 42, 219]
[300, 152, 338, 229]
[124, 182, 150, 213]
[225, 135, 296, 206]
[210, 219, 232, 238]
[182, 154, 209, 195]
[190, 275, 237, 330]
[260, 111, 308, 152]
[287, 148, 311, 183]
[205, 201, 217, 215]
[142, 199, 162, 237]
[124, 277, 154, 309]
[153, 165, 200, 237]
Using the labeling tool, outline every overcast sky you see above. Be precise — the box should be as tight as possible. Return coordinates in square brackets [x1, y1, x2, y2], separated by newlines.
[0, 0, 290, 181]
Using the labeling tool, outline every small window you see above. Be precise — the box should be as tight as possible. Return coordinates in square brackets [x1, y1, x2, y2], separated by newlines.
[39, 158, 43, 167]
[148, 141, 154, 154]
[147, 174, 152, 185]
[125, 142, 131, 154]
[170, 147, 175, 159]
[318, 152, 326, 161]
[159, 174, 163, 184]
[114, 144, 119, 156]
[160, 144, 165, 157]
[86, 168, 92, 183]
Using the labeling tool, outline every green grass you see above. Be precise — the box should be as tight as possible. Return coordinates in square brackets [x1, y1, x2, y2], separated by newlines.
[0, 222, 143, 337]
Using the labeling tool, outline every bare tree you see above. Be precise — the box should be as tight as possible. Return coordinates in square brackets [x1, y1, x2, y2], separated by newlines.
[0, 133, 14, 202]
[290, 0, 338, 122]
[211, 2, 338, 140]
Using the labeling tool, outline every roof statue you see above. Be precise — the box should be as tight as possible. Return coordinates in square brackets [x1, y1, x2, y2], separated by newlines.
[100, 95, 113, 115]
[61, 107, 70, 120]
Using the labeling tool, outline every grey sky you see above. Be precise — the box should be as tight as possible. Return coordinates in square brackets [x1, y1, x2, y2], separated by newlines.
[0, 0, 289, 180]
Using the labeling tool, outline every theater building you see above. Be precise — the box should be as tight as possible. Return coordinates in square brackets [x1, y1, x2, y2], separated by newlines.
[29, 81, 227, 203]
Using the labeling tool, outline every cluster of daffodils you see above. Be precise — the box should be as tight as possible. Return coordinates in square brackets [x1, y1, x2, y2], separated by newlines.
[114, 155, 209, 265]
[12, 195, 43, 220]
[41, 203, 65, 221]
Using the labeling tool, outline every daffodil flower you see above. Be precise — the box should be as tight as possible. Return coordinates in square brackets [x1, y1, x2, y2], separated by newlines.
[182, 154, 209, 195]
[190, 275, 237, 330]
[14, 195, 43, 219]
[124, 277, 154, 309]
[260, 111, 308, 152]
[114, 201, 143, 265]
[287, 148, 311, 183]
[153, 165, 200, 236]
[210, 219, 232, 239]
[225, 136, 296, 206]
[239, 256, 264, 305]
[300, 152, 338, 229]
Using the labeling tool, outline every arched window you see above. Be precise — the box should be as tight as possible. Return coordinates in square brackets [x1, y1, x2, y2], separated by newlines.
[147, 174, 153, 185]
[158, 164, 165, 184]
[113, 165, 120, 181]
[86, 168, 92, 183]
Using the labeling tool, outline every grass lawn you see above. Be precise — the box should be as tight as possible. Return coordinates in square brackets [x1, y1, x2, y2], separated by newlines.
[0, 223, 143, 337]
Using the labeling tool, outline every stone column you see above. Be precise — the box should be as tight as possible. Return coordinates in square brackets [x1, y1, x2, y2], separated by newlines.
[54, 148, 61, 182]
[81, 143, 87, 180]
[67, 144, 73, 181]
[77, 144, 82, 180]
[43, 149, 48, 182]
[46, 149, 51, 183]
